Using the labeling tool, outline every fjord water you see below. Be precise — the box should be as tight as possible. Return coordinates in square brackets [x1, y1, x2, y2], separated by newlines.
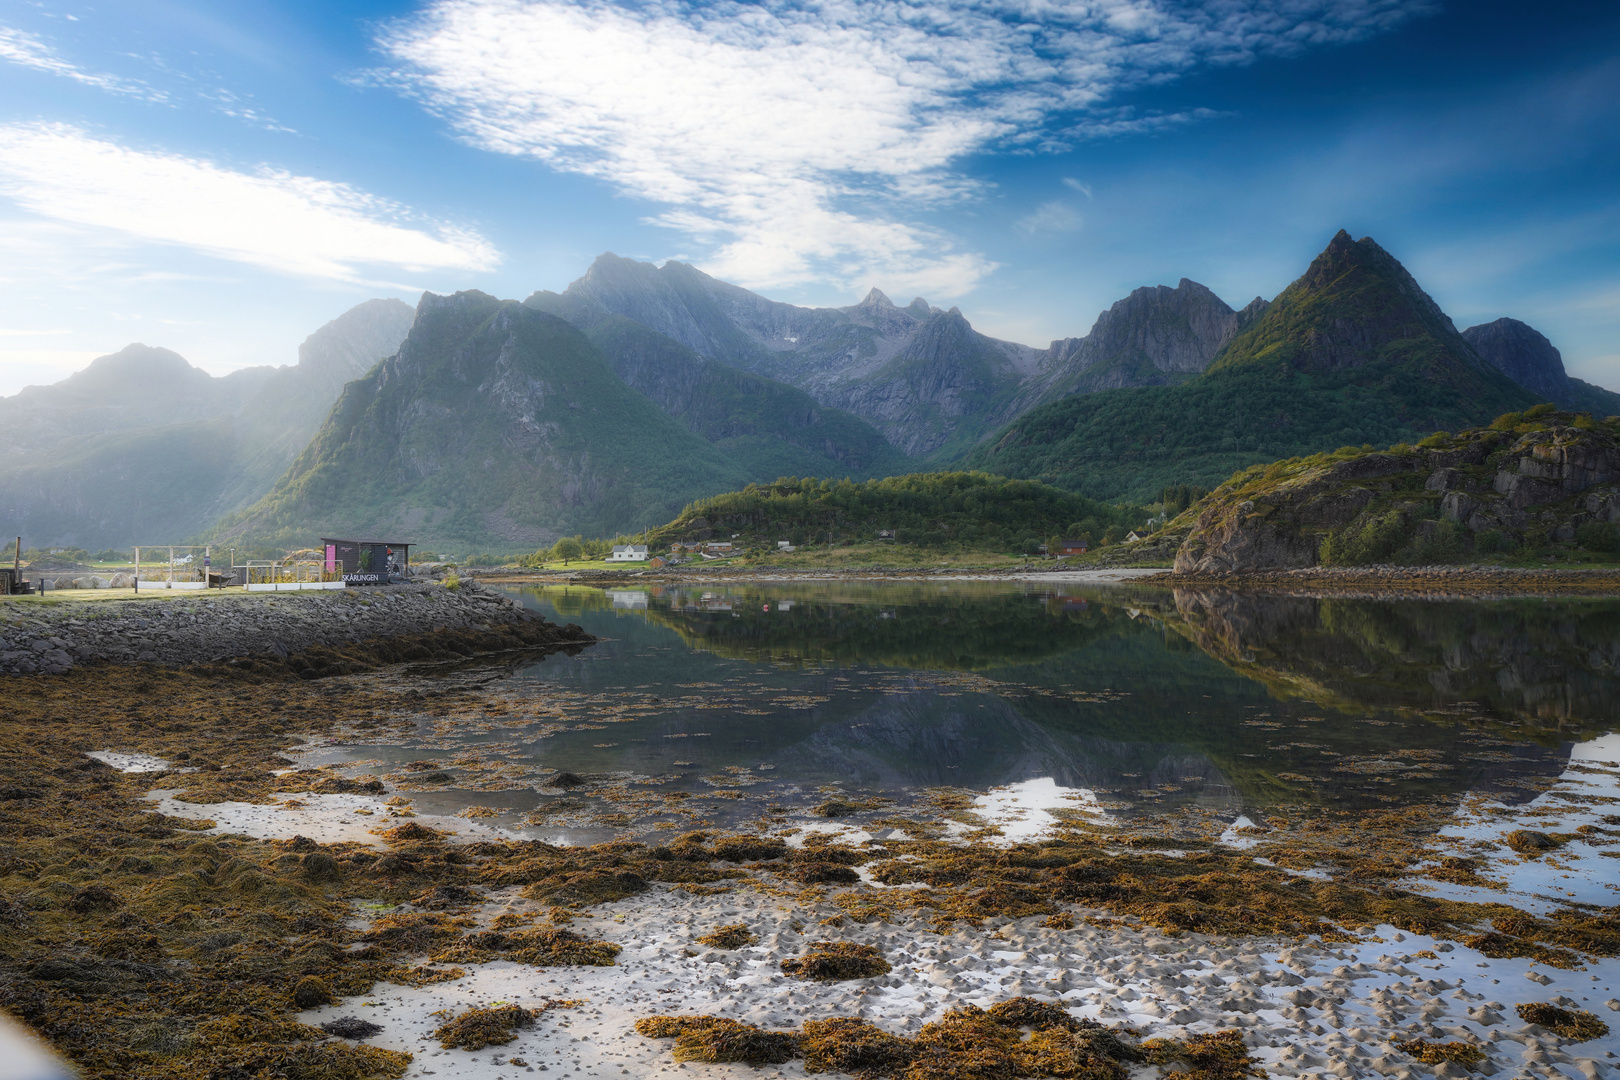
[376, 581, 1619, 831]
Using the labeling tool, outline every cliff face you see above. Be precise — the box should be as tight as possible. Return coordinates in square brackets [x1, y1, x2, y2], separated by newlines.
[824, 307, 1032, 456]
[1173, 409, 1620, 574]
[1461, 317, 1620, 415]
[1021, 279, 1259, 405]
[523, 289, 904, 476]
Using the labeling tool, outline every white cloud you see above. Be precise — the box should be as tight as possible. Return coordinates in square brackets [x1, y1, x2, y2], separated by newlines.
[1016, 201, 1084, 236]
[0, 123, 499, 281]
[1063, 178, 1093, 199]
[377, 0, 1430, 295]
[0, 25, 164, 100]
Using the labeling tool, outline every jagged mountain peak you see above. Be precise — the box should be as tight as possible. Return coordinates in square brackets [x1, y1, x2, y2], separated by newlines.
[907, 298, 933, 317]
[857, 287, 895, 309]
[1210, 230, 1500, 384]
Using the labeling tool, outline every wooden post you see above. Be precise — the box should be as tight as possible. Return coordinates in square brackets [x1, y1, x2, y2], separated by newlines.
[168, 546, 174, 588]
[134, 546, 140, 593]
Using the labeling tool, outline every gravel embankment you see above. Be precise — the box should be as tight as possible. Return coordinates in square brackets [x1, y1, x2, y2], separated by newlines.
[0, 581, 573, 676]
[1153, 564, 1620, 594]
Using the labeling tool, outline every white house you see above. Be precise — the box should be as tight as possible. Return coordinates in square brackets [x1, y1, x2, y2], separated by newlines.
[776, 540, 796, 552]
[606, 544, 650, 562]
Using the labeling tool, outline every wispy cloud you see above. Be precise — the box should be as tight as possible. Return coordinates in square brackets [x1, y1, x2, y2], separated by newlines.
[1061, 107, 1231, 142]
[0, 123, 499, 281]
[376, 0, 1430, 295]
[0, 25, 165, 100]
[1016, 201, 1084, 236]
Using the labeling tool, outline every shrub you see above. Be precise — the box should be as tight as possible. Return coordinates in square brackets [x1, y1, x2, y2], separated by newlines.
[1320, 510, 1408, 566]
[1524, 402, 1557, 418]
[1576, 521, 1620, 553]
[1475, 528, 1511, 554]
[1489, 412, 1522, 430]
[443, 574, 461, 591]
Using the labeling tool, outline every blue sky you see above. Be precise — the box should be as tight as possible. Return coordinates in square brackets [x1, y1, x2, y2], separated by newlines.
[1, 0, 1616, 396]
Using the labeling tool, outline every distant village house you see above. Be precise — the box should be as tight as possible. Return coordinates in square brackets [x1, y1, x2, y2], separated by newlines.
[606, 544, 650, 562]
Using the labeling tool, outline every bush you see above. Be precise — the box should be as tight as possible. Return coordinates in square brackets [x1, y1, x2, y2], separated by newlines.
[1407, 519, 1469, 564]
[1475, 528, 1512, 554]
[1576, 521, 1620, 553]
[1320, 511, 1408, 566]
[443, 574, 461, 591]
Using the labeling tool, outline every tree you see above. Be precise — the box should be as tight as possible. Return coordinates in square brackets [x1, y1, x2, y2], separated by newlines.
[550, 536, 584, 564]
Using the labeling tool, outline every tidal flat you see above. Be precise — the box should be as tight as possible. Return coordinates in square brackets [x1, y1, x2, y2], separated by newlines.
[2, 581, 1618, 1079]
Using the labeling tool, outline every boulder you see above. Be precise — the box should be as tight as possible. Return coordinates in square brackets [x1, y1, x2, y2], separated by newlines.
[110, 573, 135, 588]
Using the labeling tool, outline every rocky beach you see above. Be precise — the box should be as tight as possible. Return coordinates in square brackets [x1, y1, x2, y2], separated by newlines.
[1, 578, 1616, 1080]
[0, 580, 588, 676]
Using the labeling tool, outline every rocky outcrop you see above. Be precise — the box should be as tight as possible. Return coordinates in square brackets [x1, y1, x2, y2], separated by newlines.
[1021, 279, 1251, 405]
[0, 580, 589, 676]
[1463, 318, 1569, 403]
[1174, 410, 1620, 574]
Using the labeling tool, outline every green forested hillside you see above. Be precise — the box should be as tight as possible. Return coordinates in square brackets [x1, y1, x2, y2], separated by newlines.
[963, 232, 1539, 501]
[648, 471, 1145, 551]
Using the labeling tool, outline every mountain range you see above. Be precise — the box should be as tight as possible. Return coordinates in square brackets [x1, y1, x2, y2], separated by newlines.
[0, 300, 415, 551]
[5, 230, 1616, 552]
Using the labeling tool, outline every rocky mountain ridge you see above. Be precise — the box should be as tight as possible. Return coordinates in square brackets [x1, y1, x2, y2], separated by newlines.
[963, 231, 1563, 502]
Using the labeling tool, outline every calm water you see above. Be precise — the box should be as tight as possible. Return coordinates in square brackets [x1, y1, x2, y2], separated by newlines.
[317, 581, 1620, 839]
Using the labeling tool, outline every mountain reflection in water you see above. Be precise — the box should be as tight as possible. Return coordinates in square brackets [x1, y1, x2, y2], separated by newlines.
[383, 581, 1615, 830]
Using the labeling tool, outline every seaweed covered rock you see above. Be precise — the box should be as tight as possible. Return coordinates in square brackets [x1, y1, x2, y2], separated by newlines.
[780, 942, 890, 982]
[434, 1005, 538, 1050]
[696, 923, 758, 950]
[1515, 1003, 1610, 1041]
[800, 1017, 917, 1076]
[1393, 1038, 1486, 1068]
[635, 1016, 799, 1065]
[291, 975, 336, 1008]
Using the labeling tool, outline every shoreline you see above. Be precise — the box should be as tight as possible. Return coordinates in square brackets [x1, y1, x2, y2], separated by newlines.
[2, 608, 1616, 1079]
[472, 563, 1620, 595]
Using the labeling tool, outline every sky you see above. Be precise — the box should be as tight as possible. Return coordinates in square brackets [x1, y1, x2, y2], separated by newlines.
[0, 0, 1617, 396]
